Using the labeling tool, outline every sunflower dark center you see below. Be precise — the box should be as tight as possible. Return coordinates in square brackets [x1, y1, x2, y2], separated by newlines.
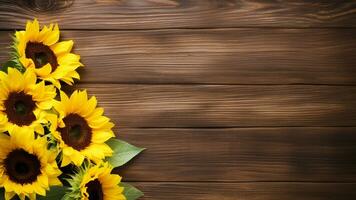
[86, 179, 104, 200]
[58, 114, 92, 150]
[4, 149, 41, 184]
[4, 92, 36, 126]
[25, 42, 58, 71]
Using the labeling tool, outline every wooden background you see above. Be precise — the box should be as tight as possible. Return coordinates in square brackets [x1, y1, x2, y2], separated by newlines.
[1, 0, 356, 199]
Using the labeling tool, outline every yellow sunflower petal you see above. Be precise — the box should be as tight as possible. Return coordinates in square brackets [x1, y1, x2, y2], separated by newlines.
[26, 19, 40, 41]
[5, 192, 16, 200]
[92, 130, 115, 144]
[57, 53, 81, 68]
[50, 40, 73, 55]
[42, 23, 59, 46]
[19, 57, 34, 68]
[35, 63, 52, 77]
[23, 68, 37, 87]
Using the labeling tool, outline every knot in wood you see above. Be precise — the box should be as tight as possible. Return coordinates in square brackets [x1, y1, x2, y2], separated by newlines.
[25, 0, 74, 12]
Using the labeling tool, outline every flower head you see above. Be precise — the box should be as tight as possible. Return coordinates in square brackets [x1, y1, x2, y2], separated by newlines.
[64, 162, 125, 200]
[0, 128, 62, 200]
[0, 68, 56, 134]
[52, 90, 114, 166]
[14, 19, 83, 88]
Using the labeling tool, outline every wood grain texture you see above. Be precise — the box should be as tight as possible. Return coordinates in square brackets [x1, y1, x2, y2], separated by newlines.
[116, 128, 356, 182]
[1, 29, 355, 84]
[0, 0, 355, 29]
[69, 84, 356, 128]
[1, 1, 356, 198]
[131, 182, 356, 200]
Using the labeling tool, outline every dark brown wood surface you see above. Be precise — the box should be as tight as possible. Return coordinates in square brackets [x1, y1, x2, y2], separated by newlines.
[75, 84, 356, 128]
[0, 0, 355, 29]
[115, 128, 356, 182]
[1, 0, 356, 199]
[133, 182, 356, 200]
[1, 29, 356, 84]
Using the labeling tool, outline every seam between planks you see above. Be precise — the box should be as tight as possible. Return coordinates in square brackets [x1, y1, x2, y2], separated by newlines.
[123, 181, 356, 184]
[0, 27, 356, 32]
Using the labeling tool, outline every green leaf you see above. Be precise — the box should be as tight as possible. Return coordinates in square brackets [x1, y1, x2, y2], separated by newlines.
[106, 138, 145, 168]
[1, 60, 16, 72]
[121, 183, 144, 200]
[37, 186, 67, 200]
[1, 60, 24, 73]
[0, 188, 4, 200]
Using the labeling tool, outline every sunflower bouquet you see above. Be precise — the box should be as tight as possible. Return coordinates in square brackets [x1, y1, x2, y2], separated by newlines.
[0, 19, 144, 200]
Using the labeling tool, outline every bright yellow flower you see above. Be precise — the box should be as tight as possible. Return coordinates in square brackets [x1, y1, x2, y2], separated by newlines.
[0, 68, 56, 134]
[80, 163, 125, 200]
[52, 90, 114, 167]
[15, 19, 83, 88]
[0, 128, 62, 200]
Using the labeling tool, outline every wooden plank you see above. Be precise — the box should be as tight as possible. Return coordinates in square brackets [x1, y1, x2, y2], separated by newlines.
[116, 128, 356, 182]
[130, 182, 356, 200]
[71, 84, 356, 128]
[0, 1, 355, 29]
[1, 29, 355, 85]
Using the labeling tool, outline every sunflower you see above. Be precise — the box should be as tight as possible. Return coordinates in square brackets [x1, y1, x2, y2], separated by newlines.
[0, 68, 56, 134]
[14, 19, 83, 88]
[64, 162, 125, 200]
[52, 90, 114, 166]
[0, 128, 62, 200]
